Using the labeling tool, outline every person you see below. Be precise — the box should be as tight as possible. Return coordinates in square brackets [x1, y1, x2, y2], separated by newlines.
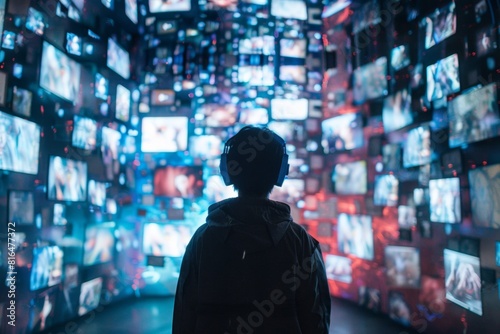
[173, 126, 330, 333]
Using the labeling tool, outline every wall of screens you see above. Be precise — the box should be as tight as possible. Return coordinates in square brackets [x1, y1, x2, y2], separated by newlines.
[318, 0, 500, 333]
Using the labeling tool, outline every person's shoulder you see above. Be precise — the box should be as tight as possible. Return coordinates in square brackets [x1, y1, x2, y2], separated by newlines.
[183, 224, 210, 256]
[288, 221, 308, 235]
[192, 223, 210, 238]
[288, 221, 319, 251]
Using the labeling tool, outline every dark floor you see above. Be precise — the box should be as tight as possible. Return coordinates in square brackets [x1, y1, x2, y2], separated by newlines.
[45, 297, 417, 334]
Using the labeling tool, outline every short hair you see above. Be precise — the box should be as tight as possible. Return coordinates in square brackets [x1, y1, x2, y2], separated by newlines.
[225, 126, 285, 196]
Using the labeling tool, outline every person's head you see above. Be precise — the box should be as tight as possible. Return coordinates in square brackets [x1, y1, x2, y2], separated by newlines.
[221, 126, 288, 198]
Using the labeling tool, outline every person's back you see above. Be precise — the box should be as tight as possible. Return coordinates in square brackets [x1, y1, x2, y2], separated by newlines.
[173, 126, 331, 334]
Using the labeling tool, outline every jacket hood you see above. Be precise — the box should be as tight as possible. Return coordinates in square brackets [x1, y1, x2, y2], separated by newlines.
[206, 197, 293, 249]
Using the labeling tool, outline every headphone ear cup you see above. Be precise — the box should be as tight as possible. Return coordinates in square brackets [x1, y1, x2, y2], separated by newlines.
[275, 153, 289, 187]
[220, 153, 233, 186]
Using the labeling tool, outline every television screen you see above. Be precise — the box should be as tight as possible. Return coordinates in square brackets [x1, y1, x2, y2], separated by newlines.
[269, 179, 305, 204]
[338, 214, 374, 260]
[107, 38, 130, 79]
[391, 45, 410, 71]
[115, 85, 130, 122]
[352, 0, 381, 34]
[322, 0, 351, 18]
[374, 175, 399, 206]
[441, 149, 463, 177]
[0, 111, 40, 175]
[30, 246, 64, 291]
[106, 199, 117, 214]
[239, 36, 275, 55]
[419, 276, 446, 316]
[238, 66, 275, 86]
[475, 26, 497, 57]
[196, 104, 238, 127]
[353, 57, 387, 104]
[101, 126, 121, 166]
[382, 144, 401, 171]
[57, 264, 79, 321]
[205, 0, 238, 11]
[271, 0, 307, 20]
[157, 20, 177, 35]
[403, 126, 432, 168]
[359, 286, 381, 312]
[271, 99, 308, 122]
[331, 161, 367, 195]
[423, 1, 456, 50]
[414, 188, 427, 206]
[72, 0, 85, 11]
[72, 116, 97, 150]
[102, 0, 114, 9]
[66, 33, 82, 56]
[321, 113, 364, 153]
[325, 254, 352, 283]
[151, 89, 175, 106]
[2, 30, 16, 49]
[29, 286, 58, 331]
[8, 190, 34, 225]
[26, 7, 45, 36]
[68, 4, 81, 21]
[448, 83, 500, 147]
[154, 166, 204, 198]
[53, 203, 68, 225]
[398, 205, 417, 229]
[143, 223, 195, 257]
[12, 87, 33, 117]
[239, 108, 269, 125]
[426, 53, 460, 102]
[469, 164, 500, 228]
[189, 135, 222, 160]
[280, 39, 307, 58]
[141, 117, 188, 152]
[122, 135, 136, 156]
[429, 178, 461, 223]
[47, 156, 88, 202]
[383, 89, 413, 132]
[204, 175, 238, 202]
[444, 249, 482, 316]
[279, 66, 306, 84]
[411, 63, 424, 88]
[88, 180, 106, 207]
[84, 223, 115, 266]
[385, 246, 420, 287]
[125, 0, 138, 23]
[78, 277, 103, 316]
[95, 73, 109, 100]
[149, 0, 190, 12]
[388, 291, 411, 326]
[40, 42, 81, 102]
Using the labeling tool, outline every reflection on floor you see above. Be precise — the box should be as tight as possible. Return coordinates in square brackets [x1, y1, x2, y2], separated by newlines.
[45, 297, 417, 334]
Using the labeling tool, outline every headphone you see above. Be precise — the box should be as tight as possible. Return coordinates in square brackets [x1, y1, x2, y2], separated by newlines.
[220, 129, 289, 187]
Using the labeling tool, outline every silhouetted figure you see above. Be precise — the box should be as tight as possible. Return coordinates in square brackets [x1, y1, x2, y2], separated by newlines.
[173, 126, 330, 333]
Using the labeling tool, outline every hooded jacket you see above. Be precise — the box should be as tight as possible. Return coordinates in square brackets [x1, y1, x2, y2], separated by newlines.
[173, 197, 331, 334]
